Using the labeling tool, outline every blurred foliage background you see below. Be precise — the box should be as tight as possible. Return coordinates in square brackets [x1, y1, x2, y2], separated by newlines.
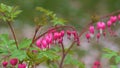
[0, 0, 120, 28]
[0, 0, 120, 67]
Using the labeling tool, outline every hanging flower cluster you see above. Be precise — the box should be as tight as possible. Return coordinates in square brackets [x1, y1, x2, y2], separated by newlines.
[85, 14, 120, 42]
[36, 30, 80, 50]
[2, 58, 26, 68]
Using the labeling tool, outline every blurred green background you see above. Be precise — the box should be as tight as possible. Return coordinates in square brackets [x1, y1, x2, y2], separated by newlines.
[0, 0, 120, 27]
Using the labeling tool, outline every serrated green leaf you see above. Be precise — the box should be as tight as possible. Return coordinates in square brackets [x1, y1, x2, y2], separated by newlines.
[19, 38, 32, 49]
[36, 7, 66, 26]
[11, 49, 27, 61]
[102, 48, 117, 59]
[38, 50, 59, 61]
[103, 53, 117, 59]
[52, 18, 66, 26]
[64, 54, 85, 68]
[12, 10, 22, 17]
[0, 3, 21, 22]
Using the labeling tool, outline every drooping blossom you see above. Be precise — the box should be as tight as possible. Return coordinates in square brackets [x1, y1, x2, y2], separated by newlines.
[110, 16, 117, 23]
[18, 63, 26, 68]
[10, 58, 18, 66]
[2, 61, 8, 67]
[89, 25, 95, 34]
[85, 33, 91, 42]
[97, 22, 106, 34]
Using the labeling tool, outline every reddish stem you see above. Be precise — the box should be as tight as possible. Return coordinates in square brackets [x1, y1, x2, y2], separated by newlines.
[34, 25, 76, 42]
[30, 25, 41, 47]
[100, 10, 120, 19]
[59, 22, 92, 68]
[59, 43, 65, 68]
[7, 21, 18, 49]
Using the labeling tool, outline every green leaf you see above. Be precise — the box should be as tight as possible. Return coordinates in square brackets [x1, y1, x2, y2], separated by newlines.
[11, 49, 27, 61]
[11, 10, 22, 19]
[14, 10, 22, 15]
[36, 7, 66, 26]
[0, 3, 7, 11]
[0, 34, 16, 56]
[0, 3, 21, 22]
[19, 38, 32, 49]
[115, 56, 120, 64]
[103, 53, 117, 59]
[0, 34, 9, 44]
[102, 48, 117, 59]
[52, 18, 66, 26]
[38, 50, 59, 61]
[103, 48, 113, 53]
[64, 54, 85, 68]
[111, 65, 118, 68]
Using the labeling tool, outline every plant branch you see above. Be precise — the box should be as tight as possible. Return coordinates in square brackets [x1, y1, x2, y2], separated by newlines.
[58, 10, 120, 68]
[59, 43, 65, 68]
[34, 25, 76, 43]
[7, 21, 18, 49]
[59, 22, 92, 68]
[30, 25, 41, 47]
[100, 10, 120, 19]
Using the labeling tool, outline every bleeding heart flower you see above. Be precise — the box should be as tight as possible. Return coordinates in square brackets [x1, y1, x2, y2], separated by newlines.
[85, 33, 91, 42]
[89, 25, 95, 34]
[97, 33, 100, 39]
[60, 30, 65, 37]
[10, 58, 18, 66]
[110, 16, 117, 23]
[41, 39, 48, 49]
[36, 38, 42, 48]
[2, 61, 8, 67]
[54, 32, 59, 40]
[107, 20, 112, 27]
[97, 22, 106, 34]
[18, 63, 26, 68]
